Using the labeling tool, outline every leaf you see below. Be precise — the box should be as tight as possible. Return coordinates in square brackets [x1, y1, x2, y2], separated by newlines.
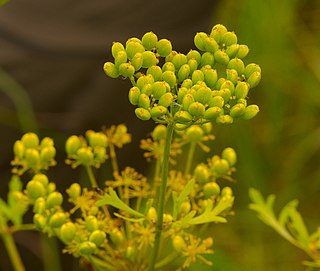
[172, 179, 195, 220]
[287, 206, 309, 247]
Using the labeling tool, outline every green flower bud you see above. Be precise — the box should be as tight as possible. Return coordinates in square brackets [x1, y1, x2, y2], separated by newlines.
[141, 31, 158, 50]
[110, 228, 125, 245]
[191, 70, 205, 85]
[128, 87, 140, 105]
[204, 106, 222, 120]
[142, 51, 158, 68]
[235, 81, 249, 99]
[114, 50, 128, 67]
[163, 213, 173, 224]
[161, 62, 175, 73]
[103, 62, 119, 78]
[67, 183, 81, 199]
[89, 230, 106, 247]
[141, 83, 152, 96]
[174, 111, 193, 123]
[212, 158, 229, 176]
[152, 125, 167, 141]
[60, 222, 76, 243]
[135, 108, 151, 121]
[33, 214, 47, 229]
[40, 137, 54, 148]
[187, 58, 198, 74]
[125, 41, 145, 60]
[86, 215, 99, 232]
[200, 52, 214, 67]
[172, 235, 186, 252]
[188, 102, 205, 118]
[46, 191, 63, 209]
[194, 32, 208, 51]
[65, 135, 82, 155]
[214, 50, 230, 65]
[203, 68, 218, 88]
[131, 52, 143, 71]
[216, 115, 233, 125]
[21, 133, 39, 149]
[47, 182, 56, 194]
[136, 74, 154, 89]
[87, 132, 107, 148]
[34, 197, 46, 214]
[94, 146, 107, 161]
[177, 87, 188, 104]
[161, 70, 176, 88]
[13, 140, 25, 159]
[237, 98, 247, 107]
[138, 94, 151, 109]
[79, 241, 97, 255]
[203, 182, 220, 198]
[182, 93, 195, 111]
[244, 63, 261, 78]
[152, 81, 168, 100]
[187, 50, 202, 63]
[77, 147, 94, 165]
[230, 103, 246, 118]
[126, 37, 142, 46]
[247, 71, 261, 88]
[40, 146, 56, 163]
[178, 64, 191, 82]
[227, 58, 245, 75]
[147, 207, 157, 222]
[204, 37, 219, 53]
[242, 104, 259, 120]
[222, 147, 237, 167]
[221, 31, 238, 46]
[181, 78, 193, 89]
[147, 65, 162, 81]
[215, 78, 226, 89]
[158, 92, 173, 108]
[226, 44, 240, 58]
[208, 96, 224, 108]
[220, 80, 235, 94]
[111, 42, 125, 58]
[171, 53, 188, 70]
[27, 180, 45, 199]
[194, 86, 212, 104]
[179, 201, 191, 215]
[221, 186, 233, 197]
[186, 126, 204, 142]
[210, 24, 228, 43]
[118, 63, 135, 77]
[49, 212, 66, 228]
[156, 39, 172, 57]
[33, 173, 49, 187]
[226, 69, 238, 85]
[237, 44, 249, 59]
[219, 88, 232, 102]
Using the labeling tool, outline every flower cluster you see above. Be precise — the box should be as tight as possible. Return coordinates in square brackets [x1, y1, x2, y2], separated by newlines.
[104, 24, 261, 129]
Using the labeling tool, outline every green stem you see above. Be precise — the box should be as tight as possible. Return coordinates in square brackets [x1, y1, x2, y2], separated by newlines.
[147, 124, 174, 271]
[109, 144, 119, 176]
[85, 165, 98, 187]
[184, 141, 196, 176]
[1, 233, 26, 271]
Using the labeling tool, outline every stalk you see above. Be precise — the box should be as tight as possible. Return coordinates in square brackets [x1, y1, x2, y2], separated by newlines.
[147, 124, 174, 271]
[184, 141, 196, 176]
[85, 165, 98, 187]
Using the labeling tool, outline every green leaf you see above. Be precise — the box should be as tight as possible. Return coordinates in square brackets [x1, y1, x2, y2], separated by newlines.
[172, 179, 195, 220]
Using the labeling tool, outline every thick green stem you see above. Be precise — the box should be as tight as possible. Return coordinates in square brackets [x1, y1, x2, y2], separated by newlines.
[85, 165, 98, 187]
[1, 233, 26, 271]
[184, 141, 196, 176]
[147, 124, 174, 271]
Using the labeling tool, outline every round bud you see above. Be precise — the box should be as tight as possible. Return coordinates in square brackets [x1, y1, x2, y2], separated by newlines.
[60, 222, 76, 243]
[49, 212, 66, 228]
[174, 111, 193, 123]
[216, 115, 233, 125]
[89, 230, 106, 247]
[110, 228, 125, 245]
[230, 103, 246, 118]
[227, 58, 245, 75]
[47, 182, 56, 194]
[103, 62, 119, 78]
[187, 50, 202, 63]
[244, 63, 261, 78]
[237, 44, 249, 59]
[204, 37, 219, 53]
[13, 140, 25, 159]
[214, 50, 230, 65]
[161, 70, 176, 88]
[200, 52, 214, 67]
[151, 81, 168, 100]
[182, 94, 195, 111]
[204, 68, 218, 88]
[67, 183, 81, 199]
[221, 186, 233, 197]
[162, 62, 175, 73]
[235, 82, 249, 99]
[188, 102, 205, 118]
[178, 64, 191, 82]
[191, 70, 204, 85]
[177, 87, 188, 104]
[172, 235, 186, 252]
[94, 146, 107, 161]
[147, 65, 162, 81]
[219, 88, 232, 102]
[194, 86, 212, 104]
[215, 78, 226, 89]
[136, 74, 154, 89]
[179, 201, 191, 215]
[242, 104, 259, 120]
[33, 173, 49, 187]
[203, 182, 220, 198]
[33, 197, 46, 214]
[111, 42, 125, 58]
[142, 83, 154, 96]
[158, 93, 174, 108]
[221, 31, 238, 46]
[226, 69, 238, 85]
[208, 96, 224, 108]
[33, 214, 47, 229]
[210, 24, 228, 43]
[237, 98, 247, 107]
[131, 52, 143, 71]
[152, 125, 167, 141]
[118, 63, 135, 77]
[194, 32, 208, 51]
[27, 180, 45, 199]
[114, 50, 128, 67]
[86, 215, 99, 232]
[126, 37, 142, 46]
[186, 126, 204, 142]
[142, 51, 158, 68]
[65, 135, 82, 155]
[128, 87, 141, 106]
[87, 132, 107, 148]
[247, 71, 261, 88]
[163, 214, 173, 224]
[76, 147, 94, 165]
[171, 53, 188, 70]
[147, 207, 157, 222]
[79, 241, 97, 255]
[212, 158, 229, 176]
[222, 147, 237, 167]
[40, 137, 54, 148]
[187, 58, 198, 74]
[156, 39, 172, 57]
[181, 78, 193, 89]
[21, 133, 39, 149]
[226, 44, 240, 58]
[204, 107, 222, 120]
[135, 108, 151, 121]
[220, 80, 235, 93]
[46, 191, 63, 209]
[40, 146, 56, 163]
[125, 41, 145, 59]
[138, 94, 151, 109]
[142, 31, 158, 50]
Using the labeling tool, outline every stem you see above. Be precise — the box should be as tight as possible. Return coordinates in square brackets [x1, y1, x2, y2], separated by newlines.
[147, 124, 174, 271]
[184, 142, 197, 176]
[1, 233, 26, 271]
[109, 144, 119, 176]
[85, 165, 98, 187]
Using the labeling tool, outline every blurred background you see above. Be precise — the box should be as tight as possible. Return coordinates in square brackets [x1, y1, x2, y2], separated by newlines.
[0, 0, 319, 270]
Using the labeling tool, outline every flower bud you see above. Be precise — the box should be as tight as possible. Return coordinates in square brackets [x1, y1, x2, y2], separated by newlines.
[182, 94, 195, 110]
[131, 52, 143, 70]
[89, 230, 106, 247]
[203, 68, 218, 88]
[226, 69, 238, 85]
[118, 63, 135, 77]
[87, 132, 107, 148]
[200, 52, 214, 67]
[227, 58, 245, 75]
[214, 50, 230, 65]
[141, 31, 158, 50]
[208, 96, 224, 108]
[226, 44, 240, 58]
[203, 182, 220, 198]
[152, 125, 167, 141]
[27, 180, 45, 199]
[210, 24, 228, 43]
[46, 191, 63, 209]
[235, 82, 249, 99]
[194, 32, 208, 51]
[40, 137, 54, 149]
[212, 158, 229, 176]
[247, 71, 261, 88]
[103, 62, 119, 78]
[86, 215, 99, 232]
[244, 63, 261, 78]
[221, 31, 238, 46]
[151, 81, 167, 100]
[219, 88, 232, 102]
[187, 58, 198, 74]
[33, 173, 49, 187]
[222, 147, 237, 167]
[174, 111, 193, 123]
[161, 70, 176, 88]
[142, 51, 158, 68]
[21, 133, 39, 149]
[172, 235, 186, 252]
[181, 78, 193, 89]
[194, 86, 212, 104]
[191, 70, 204, 85]
[156, 39, 172, 57]
[110, 228, 125, 246]
[204, 37, 219, 53]
[147, 207, 157, 222]
[77, 147, 94, 165]
[65, 135, 82, 155]
[67, 183, 81, 199]
[204, 107, 222, 120]
[147, 65, 162, 81]
[134, 108, 151, 121]
[221, 186, 233, 197]
[79, 241, 97, 255]
[111, 42, 125, 58]
[158, 93, 173, 108]
[172, 53, 188, 70]
[150, 106, 167, 118]
[49, 212, 66, 228]
[187, 49, 201, 63]
[237, 44, 249, 59]
[34, 197, 46, 214]
[216, 115, 233, 125]
[141, 83, 152, 96]
[163, 214, 173, 224]
[136, 74, 154, 89]
[47, 182, 56, 194]
[60, 222, 76, 243]
[188, 102, 205, 118]
[125, 41, 145, 59]
[186, 126, 204, 142]
[230, 103, 246, 118]
[13, 140, 25, 159]
[126, 37, 142, 46]
[242, 104, 259, 120]
[138, 94, 151, 109]
[33, 214, 47, 229]
[178, 64, 191, 82]
[40, 146, 56, 163]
